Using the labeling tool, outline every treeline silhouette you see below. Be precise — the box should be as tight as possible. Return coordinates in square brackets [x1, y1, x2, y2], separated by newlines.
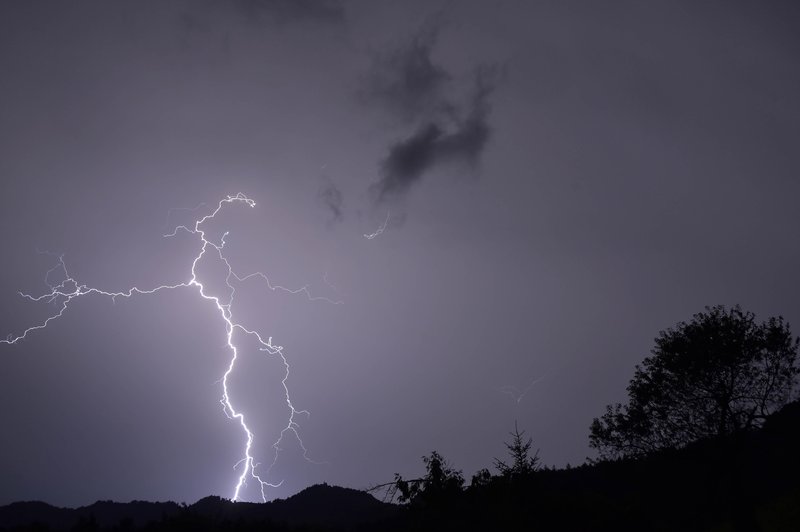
[372, 305, 800, 531]
[1, 305, 798, 531]
[374, 399, 800, 531]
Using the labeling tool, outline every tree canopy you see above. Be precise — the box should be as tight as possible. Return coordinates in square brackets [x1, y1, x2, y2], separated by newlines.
[590, 305, 799, 460]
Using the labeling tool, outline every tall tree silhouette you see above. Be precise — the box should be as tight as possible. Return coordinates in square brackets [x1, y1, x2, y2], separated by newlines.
[493, 421, 540, 480]
[590, 305, 799, 459]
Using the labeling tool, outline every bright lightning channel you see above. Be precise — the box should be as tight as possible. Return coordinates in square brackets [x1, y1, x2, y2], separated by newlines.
[1, 193, 340, 502]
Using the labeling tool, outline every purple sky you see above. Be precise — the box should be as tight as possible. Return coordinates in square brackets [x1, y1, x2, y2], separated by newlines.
[1, 0, 799, 506]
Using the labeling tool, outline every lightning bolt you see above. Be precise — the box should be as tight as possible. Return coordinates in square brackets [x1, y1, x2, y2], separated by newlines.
[363, 211, 390, 240]
[1, 193, 338, 502]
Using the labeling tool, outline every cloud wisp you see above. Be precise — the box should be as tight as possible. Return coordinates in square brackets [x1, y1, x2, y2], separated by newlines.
[318, 180, 344, 224]
[359, 25, 451, 125]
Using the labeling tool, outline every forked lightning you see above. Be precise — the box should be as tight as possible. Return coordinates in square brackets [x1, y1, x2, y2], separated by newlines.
[1, 193, 337, 502]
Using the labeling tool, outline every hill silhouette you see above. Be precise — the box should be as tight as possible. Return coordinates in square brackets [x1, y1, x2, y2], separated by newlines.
[0, 484, 397, 531]
[1, 401, 799, 531]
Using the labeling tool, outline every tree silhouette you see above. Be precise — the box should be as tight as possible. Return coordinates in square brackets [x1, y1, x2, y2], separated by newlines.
[590, 305, 799, 460]
[380, 451, 464, 507]
[493, 421, 540, 480]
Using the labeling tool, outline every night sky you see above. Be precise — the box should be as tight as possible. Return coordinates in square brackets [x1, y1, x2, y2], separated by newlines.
[1, 0, 799, 506]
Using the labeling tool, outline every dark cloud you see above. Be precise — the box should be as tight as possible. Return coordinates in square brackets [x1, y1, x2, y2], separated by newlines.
[375, 123, 442, 200]
[318, 180, 344, 223]
[371, 67, 496, 203]
[360, 25, 451, 124]
[361, 21, 498, 204]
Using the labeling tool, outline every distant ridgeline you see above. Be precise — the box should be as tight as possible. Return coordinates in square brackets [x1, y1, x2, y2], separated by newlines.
[2, 401, 799, 531]
[0, 485, 397, 531]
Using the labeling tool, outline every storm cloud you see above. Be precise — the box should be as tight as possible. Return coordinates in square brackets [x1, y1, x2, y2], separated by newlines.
[362, 24, 497, 203]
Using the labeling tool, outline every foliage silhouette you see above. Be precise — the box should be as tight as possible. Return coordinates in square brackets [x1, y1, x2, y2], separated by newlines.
[590, 305, 799, 459]
[469, 468, 493, 488]
[391, 451, 465, 508]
